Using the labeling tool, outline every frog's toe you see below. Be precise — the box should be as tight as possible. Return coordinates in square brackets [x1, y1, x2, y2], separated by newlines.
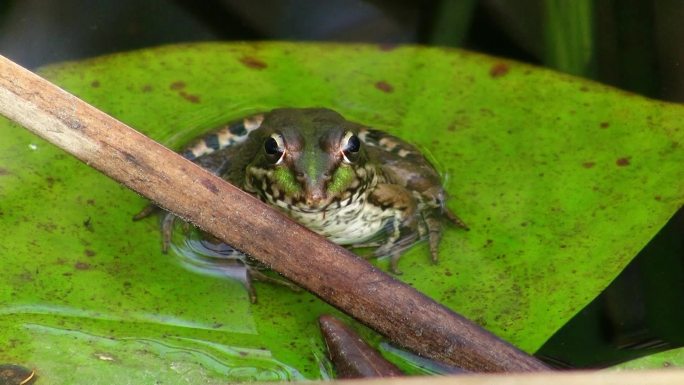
[423, 217, 444, 264]
[247, 267, 302, 303]
[374, 234, 416, 274]
[160, 212, 177, 253]
[389, 252, 403, 275]
[372, 241, 397, 260]
[132, 203, 160, 221]
[428, 230, 443, 264]
[445, 208, 469, 230]
[243, 268, 258, 304]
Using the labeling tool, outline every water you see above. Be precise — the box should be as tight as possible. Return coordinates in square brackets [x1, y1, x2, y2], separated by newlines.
[537, 207, 684, 368]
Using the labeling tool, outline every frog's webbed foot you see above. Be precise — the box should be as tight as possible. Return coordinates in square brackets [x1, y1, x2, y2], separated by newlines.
[195, 243, 302, 304]
[133, 204, 180, 253]
[421, 207, 468, 264]
[218, 255, 302, 303]
[245, 266, 301, 303]
[373, 231, 419, 275]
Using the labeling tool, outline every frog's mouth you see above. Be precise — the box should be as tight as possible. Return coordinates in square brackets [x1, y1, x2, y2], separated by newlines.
[260, 181, 334, 212]
[303, 183, 327, 208]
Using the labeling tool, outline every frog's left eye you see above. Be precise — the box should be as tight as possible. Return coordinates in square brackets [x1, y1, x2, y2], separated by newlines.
[264, 133, 285, 164]
[341, 131, 360, 164]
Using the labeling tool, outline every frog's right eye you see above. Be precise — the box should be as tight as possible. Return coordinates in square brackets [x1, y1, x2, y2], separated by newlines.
[341, 131, 361, 164]
[264, 134, 285, 164]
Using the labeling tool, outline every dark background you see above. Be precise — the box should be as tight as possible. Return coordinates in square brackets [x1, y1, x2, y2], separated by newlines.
[1, 0, 682, 368]
[3, 0, 684, 103]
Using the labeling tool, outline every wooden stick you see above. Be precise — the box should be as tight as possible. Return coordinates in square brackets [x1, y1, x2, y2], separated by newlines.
[0, 55, 549, 372]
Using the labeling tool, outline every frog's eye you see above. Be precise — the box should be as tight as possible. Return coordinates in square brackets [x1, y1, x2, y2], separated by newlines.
[341, 131, 360, 164]
[264, 133, 285, 164]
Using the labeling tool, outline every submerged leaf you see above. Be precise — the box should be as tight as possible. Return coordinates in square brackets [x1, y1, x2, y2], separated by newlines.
[0, 42, 683, 382]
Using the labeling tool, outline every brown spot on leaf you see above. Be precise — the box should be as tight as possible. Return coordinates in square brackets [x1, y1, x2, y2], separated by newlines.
[582, 162, 595, 168]
[141, 84, 153, 93]
[480, 108, 494, 117]
[85, 249, 96, 257]
[616, 157, 631, 166]
[170, 81, 186, 90]
[654, 195, 662, 201]
[91, 80, 100, 88]
[240, 56, 268, 69]
[74, 261, 91, 270]
[37, 221, 57, 233]
[375, 81, 394, 93]
[83, 217, 93, 231]
[580, 86, 589, 92]
[600, 122, 610, 128]
[179, 91, 201, 103]
[0, 167, 10, 176]
[378, 43, 397, 51]
[489, 63, 509, 77]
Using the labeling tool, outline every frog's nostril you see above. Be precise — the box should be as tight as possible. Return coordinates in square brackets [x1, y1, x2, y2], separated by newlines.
[305, 186, 327, 206]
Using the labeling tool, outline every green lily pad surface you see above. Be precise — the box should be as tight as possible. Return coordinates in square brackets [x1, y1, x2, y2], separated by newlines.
[613, 347, 684, 370]
[0, 42, 683, 382]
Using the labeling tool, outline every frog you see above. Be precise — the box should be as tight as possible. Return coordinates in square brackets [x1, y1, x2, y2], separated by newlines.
[137, 108, 466, 293]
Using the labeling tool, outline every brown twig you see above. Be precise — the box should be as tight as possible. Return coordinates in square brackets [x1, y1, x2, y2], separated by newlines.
[319, 314, 406, 378]
[0, 54, 549, 372]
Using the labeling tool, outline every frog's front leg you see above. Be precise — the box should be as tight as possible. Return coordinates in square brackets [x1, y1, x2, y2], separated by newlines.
[368, 183, 419, 274]
[133, 209, 182, 252]
[133, 145, 237, 248]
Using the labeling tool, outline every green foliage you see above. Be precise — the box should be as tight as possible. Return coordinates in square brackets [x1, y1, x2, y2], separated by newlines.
[543, 0, 596, 76]
[0, 42, 682, 382]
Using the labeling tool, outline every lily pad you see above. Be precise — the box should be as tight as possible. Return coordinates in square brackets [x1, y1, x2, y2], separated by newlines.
[612, 347, 684, 370]
[0, 42, 682, 382]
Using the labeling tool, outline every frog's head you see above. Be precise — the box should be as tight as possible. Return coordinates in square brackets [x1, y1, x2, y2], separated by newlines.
[246, 108, 369, 209]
